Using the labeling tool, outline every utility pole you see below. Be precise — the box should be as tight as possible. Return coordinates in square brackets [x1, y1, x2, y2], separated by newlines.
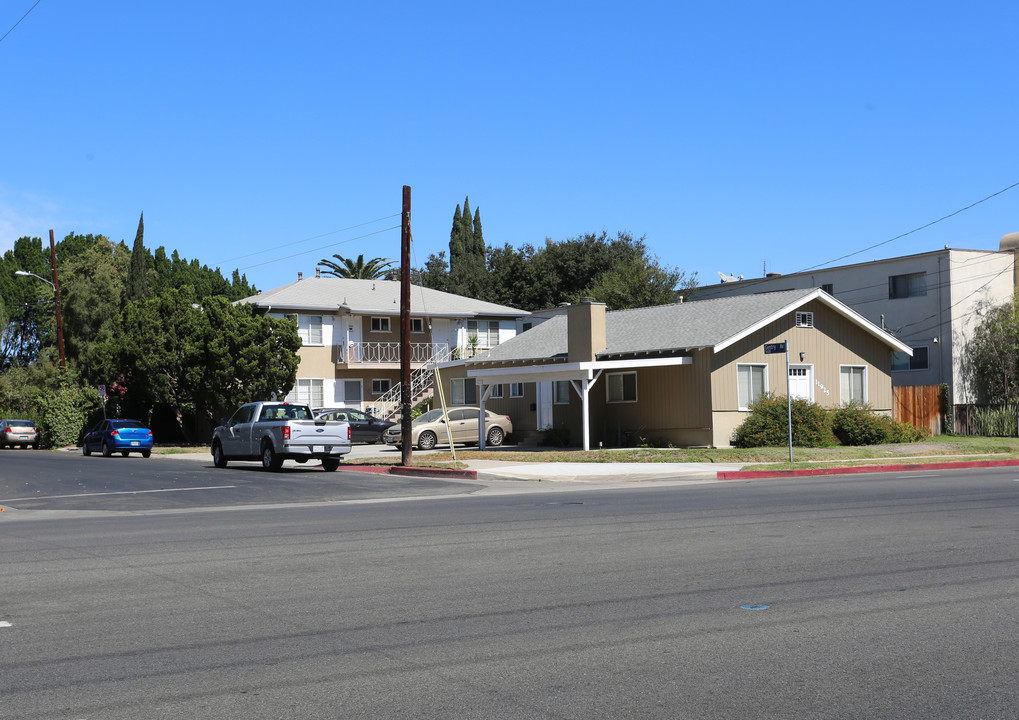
[400, 186, 412, 466]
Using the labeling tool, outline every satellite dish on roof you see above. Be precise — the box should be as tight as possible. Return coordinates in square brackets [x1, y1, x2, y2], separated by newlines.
[718, 271, 744, 283]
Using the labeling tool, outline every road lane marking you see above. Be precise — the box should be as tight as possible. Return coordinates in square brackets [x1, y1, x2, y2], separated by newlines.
[0, 486, 237, 502]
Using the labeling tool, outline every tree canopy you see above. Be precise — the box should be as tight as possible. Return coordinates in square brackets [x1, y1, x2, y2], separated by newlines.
[418, 225, 696, 311]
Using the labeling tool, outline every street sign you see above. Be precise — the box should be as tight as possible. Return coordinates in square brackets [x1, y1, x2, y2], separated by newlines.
[98, 384, 106, 397]
[764, 342, 787, 354]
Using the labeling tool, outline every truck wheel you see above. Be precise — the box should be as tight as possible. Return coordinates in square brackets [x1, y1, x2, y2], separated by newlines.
[261, 441, 283, 471]
[418, 431, 437, 451]
[487, 426, 505, 447]
[212, 441, 228, 468]
[322, 458, 340, 472]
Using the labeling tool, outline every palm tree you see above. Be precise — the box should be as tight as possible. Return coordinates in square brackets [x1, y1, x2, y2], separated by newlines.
[317, 254, 396, 279]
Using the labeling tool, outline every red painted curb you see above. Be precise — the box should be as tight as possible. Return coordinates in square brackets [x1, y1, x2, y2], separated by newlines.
[717, 458, 1019, 480]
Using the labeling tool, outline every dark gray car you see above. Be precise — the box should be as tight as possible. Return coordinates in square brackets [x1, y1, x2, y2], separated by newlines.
[315, 408, 395, 444]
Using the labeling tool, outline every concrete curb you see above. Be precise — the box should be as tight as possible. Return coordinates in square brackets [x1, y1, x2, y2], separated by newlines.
[387, 465, 478, 480]
[716, 457, 1019, 480]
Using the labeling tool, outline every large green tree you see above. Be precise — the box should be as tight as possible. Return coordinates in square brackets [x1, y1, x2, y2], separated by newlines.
[317, 254, 395, 279]
[60, 237, 131, 383]
[964, 292, 1019, 403]
[448, 196, 487, 298]
[105, 289, 301, 440]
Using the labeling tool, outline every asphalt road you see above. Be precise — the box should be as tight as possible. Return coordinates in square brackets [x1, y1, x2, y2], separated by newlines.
[2, 460, 1018, 719]
[0, 449, 481, 512]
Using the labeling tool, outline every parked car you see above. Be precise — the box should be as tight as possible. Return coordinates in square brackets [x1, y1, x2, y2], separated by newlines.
[0, 419, 40, 449]
[314, 407, 395, 444]
[212, 401, 352, 471]
[82, 419, 154, 458]
[384, 407, 512, 450]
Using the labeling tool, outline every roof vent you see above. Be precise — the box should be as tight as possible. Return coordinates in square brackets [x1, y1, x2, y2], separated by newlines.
[298, 271, 303, 281]
[315, 267, 321, 278]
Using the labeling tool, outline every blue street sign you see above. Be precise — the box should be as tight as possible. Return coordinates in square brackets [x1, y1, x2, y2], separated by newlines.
[764, 342, 787, 354]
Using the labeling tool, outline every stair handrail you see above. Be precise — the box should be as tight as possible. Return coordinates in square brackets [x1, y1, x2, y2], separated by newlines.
[368, 344, 454, 420]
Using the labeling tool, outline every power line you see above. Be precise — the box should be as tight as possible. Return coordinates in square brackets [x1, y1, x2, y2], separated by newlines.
[0, 0, 43, 45]
[212, 213, 401, 269]
[238, 225, 400, 272]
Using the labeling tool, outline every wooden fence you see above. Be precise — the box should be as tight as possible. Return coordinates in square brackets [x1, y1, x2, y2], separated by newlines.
[892, 385, 943, 435]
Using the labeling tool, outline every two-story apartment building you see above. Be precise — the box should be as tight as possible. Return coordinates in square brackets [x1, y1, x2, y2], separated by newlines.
[236, 273, 528, 416]
[692, 236, 1019, 404]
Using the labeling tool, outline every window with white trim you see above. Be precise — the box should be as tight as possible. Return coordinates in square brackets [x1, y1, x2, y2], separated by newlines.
[553, 380, 571, 404]
[466, 320, 500, 347]
[509, 383, 524, 398]
[451, 378, 477, 405]
[490, 384, 504, 399]
[606, 372, 637, 403]
[737, 364, 768, 410]
[284, 314, 323, 345]
[370, 317, 391, 333]
[840, 365, 867, 404]
[891, 346, 929, 372]
[795, 311, 814, 328]
[410, 318, 425, 333]
[371, 378, 391, 395]
[287, 378, 324, 407]
[888, 272, 926, 299]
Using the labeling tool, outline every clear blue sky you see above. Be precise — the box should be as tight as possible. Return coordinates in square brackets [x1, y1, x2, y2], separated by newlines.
[2, 0, 1016, 293]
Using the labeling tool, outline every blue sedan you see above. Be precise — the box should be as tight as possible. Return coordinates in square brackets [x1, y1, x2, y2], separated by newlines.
[82, 419, 154, 458]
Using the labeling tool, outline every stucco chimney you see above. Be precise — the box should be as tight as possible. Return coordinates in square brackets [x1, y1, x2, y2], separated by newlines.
[567, 298, 607, 363]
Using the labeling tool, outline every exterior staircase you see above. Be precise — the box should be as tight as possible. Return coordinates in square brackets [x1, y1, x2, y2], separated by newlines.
[366, 345, 453, 421]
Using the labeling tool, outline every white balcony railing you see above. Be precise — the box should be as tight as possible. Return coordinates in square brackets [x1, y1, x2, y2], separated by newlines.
[338, 342, 449, 364]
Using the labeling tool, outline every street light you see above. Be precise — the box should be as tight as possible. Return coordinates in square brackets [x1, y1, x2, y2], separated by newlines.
[14, 229, 66, 374]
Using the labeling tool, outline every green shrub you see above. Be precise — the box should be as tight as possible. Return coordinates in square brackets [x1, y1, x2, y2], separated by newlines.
[33, 382, 102, 448]
[732, 393, 837, 448]
[541, 425, 571, 447]
[830, 402, 931, 445]
[971, 405, 1019, 437]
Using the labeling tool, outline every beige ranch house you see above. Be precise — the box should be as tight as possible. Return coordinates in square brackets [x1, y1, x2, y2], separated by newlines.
[449, 288, 912, 449]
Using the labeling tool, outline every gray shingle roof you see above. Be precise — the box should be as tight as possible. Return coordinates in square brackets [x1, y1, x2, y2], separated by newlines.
[468, 289, 824, 363]
[238, 278, 526, 318]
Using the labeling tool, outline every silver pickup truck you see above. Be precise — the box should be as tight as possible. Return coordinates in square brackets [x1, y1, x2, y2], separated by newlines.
[211, 401, 352, 471]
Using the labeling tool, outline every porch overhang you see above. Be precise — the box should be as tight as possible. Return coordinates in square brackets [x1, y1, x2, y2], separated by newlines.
[466, 355, 693, 451]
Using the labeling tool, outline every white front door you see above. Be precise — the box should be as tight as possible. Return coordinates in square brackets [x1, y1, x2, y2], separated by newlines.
[537, 382, 554, 430]
[788, 365, 813, 401]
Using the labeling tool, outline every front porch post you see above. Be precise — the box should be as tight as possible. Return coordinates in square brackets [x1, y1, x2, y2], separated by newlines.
[570, 370, 602, 452]
[478, 383, 494, 449]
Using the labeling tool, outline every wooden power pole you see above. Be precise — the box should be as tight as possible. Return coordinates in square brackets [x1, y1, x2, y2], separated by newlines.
[400, 186, 412, 466]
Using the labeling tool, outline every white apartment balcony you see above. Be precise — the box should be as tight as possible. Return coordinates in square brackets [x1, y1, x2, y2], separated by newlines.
[337, 342, 451, 367]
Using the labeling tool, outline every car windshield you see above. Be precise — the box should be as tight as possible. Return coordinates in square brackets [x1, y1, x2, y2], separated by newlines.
[9, 420, 36, 428]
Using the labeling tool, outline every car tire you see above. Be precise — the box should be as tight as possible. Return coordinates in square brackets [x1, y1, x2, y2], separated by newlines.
[322, 458, 340, 472]
[141, 449, 151, 458]
[487, 426, 505, 447]
[102, 441, 113, 458]
[212, 441, 228, 468]
[417, 431, 437, 451]
[261, 441, 283, 471]
[82, 443, 91, 456]
[32, 442, 39, 450]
